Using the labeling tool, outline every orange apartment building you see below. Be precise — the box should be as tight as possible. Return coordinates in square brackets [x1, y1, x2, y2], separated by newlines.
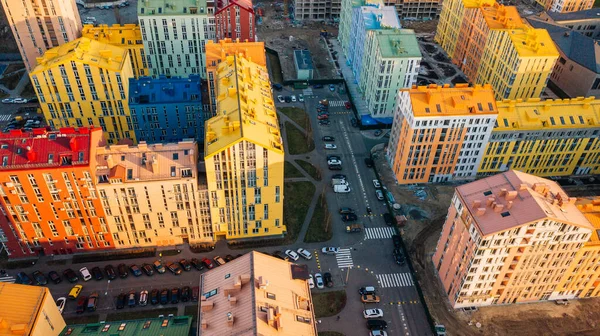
[387, 84, 498, 184]
[432, 170, 594, 308]
[0, 128, 114, 259]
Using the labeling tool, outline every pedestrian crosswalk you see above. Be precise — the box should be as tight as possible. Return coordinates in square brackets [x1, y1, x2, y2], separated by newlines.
[364, 227, 396, 240]
[0, 275, 15, 283]
[336, 248, 354, 269]
[329, 100, 346, 107]
[376, 273, 414, 288]
[0, 114, 13, 122]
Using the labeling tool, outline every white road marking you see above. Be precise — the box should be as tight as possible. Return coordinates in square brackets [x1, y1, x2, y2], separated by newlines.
[364, 227, 396, 240]
[339, 120, 368, 207]
[335, 248, 354, 268]
[375, 273, 414, 288]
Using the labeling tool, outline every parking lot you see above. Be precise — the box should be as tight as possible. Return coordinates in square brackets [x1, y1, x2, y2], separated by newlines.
[77, 0, 138, 25]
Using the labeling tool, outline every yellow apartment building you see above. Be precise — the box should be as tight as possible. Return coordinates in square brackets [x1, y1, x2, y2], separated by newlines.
[534, 0, 593, 13]
[204, 54, 285, 240]
[30, 37, 136, 145]
[81, 24, 148, 78]
[479, 97, 600, 177]
[205, 39, 266, 114]
[387, 84, 498, 184]
[94, 140, 214, 248]
[0, 283, 65, 335]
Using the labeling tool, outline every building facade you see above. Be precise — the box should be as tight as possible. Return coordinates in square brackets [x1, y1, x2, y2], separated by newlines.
[293, 49, 314, 80]
[129, 75, 206, 144]
[339, 0, 364, 55]
[204, 54, 286, 240]
[94, 140, 213, 249]
[538, 9, 600, 39]
[433, 171, 594, 308]
[387, 84, 498, 184]
[0, 128, 114, 259]
[205, 39, 266, 114]
[138, 0, 216, 78]
[0, 0, 82, 71]
[534, 0, 593, 13]
[479, 97, 600, 177]
[215, 0, 255, 42]
[294, 0, 341, 20]
[29, 38, 136, 145]
[81, 24, 149, 78]
[436, 0, 559, 101]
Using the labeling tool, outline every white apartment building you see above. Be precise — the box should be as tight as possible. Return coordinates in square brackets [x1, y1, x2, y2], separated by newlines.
[138, 0, 216, 78]
[94, 140, 214, 248]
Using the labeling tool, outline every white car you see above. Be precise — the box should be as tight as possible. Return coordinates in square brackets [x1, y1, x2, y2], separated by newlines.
[277, 95, 285, 103]
[285, 249, 299, 261]
[321, 247, 339, 254]
[370, 330, 388, 336]
[375, 189, 384, 201]
[315, 273, 324, 289]
[373, 180, 381, 188]
[56, 297, 66, 314]
[291, 95, 297, 102]
[324, 144, 337, 150]
[1, 98, 14, 104]
[298, 94, 304, 102]
[139, 290, 148, 306]
[327, 159, 342, 165]
[79, 267, 92, 281]
[297, 248, 312, 260]
[13, 98, 27, 104]
[308, 274, 315, 289]
[363, 308, 384, 319]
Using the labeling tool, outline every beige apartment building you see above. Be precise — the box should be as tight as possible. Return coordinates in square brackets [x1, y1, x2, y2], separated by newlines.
[433, 170, 594, 308]
[94, 140, 214, 248]
[1, 0, 82, 71]
[294, 0, 341, 20]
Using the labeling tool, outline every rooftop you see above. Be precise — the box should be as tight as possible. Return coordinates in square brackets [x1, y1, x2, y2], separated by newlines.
[0, 128, 101, 171]
[545, 8, 600, 22]
[461, 0, 496, 9]
[457, 170, 594, 237]
[361, 3, 400, 30]
[407, 84, 498, 117]
[61, 316, 193, 336]
[294, 50, 314, 70]
[94, 140, 197, 183]
[480, 4, 525, 30]
[508, 25, 559, 58]
[577, 197, 600, 244]
[527, 18, 600, 72]
[495, 97, 600, 131]
[205, 39, 266, 68]
[204, 55, 284, 157]
[81, 24, 143, 46]
[374, 29, 421, 58]
[0, 283, 51, 335]
[138, 0, 209, 15]
[198, 251, 316, 336]
[216, 0, 253, 12]
[32, 38, 128, 73]
[129, 75, 202, 104]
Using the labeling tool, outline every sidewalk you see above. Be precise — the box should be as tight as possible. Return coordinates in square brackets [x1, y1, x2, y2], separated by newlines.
[331, 39, 370, 118]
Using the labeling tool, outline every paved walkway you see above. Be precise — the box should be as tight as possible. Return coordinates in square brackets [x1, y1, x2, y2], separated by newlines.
[0, 67, 30, 98]
[330, 39, 370, 117]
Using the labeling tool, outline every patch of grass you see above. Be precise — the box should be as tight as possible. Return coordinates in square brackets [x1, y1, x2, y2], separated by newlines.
[106, 307, 178, 321]
[285, 122, 314, 155]
[184, 304, 198, 325]
[318, 332, 345, 336]
[295, 159, 321, 181]
[284, 181, 316, 242]
[279, 107, 310, 129]
[312, 290, 347, 318]
[64, 314, 99, 325]
[285, 160, 304, 178]
[304, 193, 331, 243]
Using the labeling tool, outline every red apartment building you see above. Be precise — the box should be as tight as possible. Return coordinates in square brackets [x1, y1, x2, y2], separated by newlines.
[215, 0, 256, 42]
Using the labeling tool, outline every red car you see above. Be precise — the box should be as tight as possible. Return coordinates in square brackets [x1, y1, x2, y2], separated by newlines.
[317, 114, 329, 120]
[201, 257, 215, 269]
[345, 101, 351, 110]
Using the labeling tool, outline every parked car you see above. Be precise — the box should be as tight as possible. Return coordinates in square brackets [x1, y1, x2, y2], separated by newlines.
[317, 114, 329, 120]
[166, 262, 183, 275]
[315, 273, 324, 289]
[69, 285, 83, 299]
[201, 258, 215, 269]
[192, 286, 200, 302]
[365, 158, 374, 167]
[63, 269, 79, 283]
[285, 249, 299, 261]
[329, 84, 336, 91]
[150, 289, 159, 305]
[170, 288, 180, 304]
[324, 272, 333, 287]
[351, 118, 358, 127]
[1, 98, 14, 103]
[345, 101, 351, 109]
[272, 83, 283, 91]
[180, 286, 191, 302]
[339, 207, 354, 214]
[371, 330, 388, 336]
[298, 94, 304, 102]
[48, 271, 62, 284]
[372, 180, 381, 188]
[383, 213, 395, 226]
[291, 95, 297, 102]
[277, 95, 284, 103]
[361, 294, 381, 303]
[139, 290, 149, 306]
[104, 265, 117, 280]
[313, 84, 323, 89]
[331, 173, 346, 179]
[153, 260, 166, 274]
[87, 292, 99, 312]
[359, 286, 376, 295]
[284, 96, 291, 103]
[13, 98, 27, 104]
[142, 264, 154, 276]
[91, 267, 103, 281]
[367, 320, 388, 330]
[79, 267, 92, 281]
[117, 264, 128, 278]
[296, 248, 312, 260]
[364, 309, 384, 319]
[116, 293, 126, 309]
[392, 235, 402, 248]
[213, 256, 226, 266]
[272, 251, 288, 261]
[322, 136, 335, 141]
[127, 291, 137, 307]
[190, 258, 204, 271]
[341, 213, 358, 221]
[160, 288, 170, 305]
[76, 296, 88, 314]
[375, 190, 384, 201]
[129, 264, 142, 277]
[56, 297, 67, 314]
[224, 255, 235, 262]
[32, 271, 48, 285]
[324, 143, 337, 149]
[319, 120, 331, 125]
[308, 274, 315, 289]
[179, 259, 192, 271]
[321, 247, 339, 254]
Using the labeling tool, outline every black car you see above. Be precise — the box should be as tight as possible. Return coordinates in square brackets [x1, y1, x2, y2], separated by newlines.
[328, 164, 342, 170]
[284, 96, 291, 103]
[130, 265, 142, 277]
[117, 264, 128, 278]
[48, 271, 62, 284]
[32, 270, 48, 285]
[341, 213, 358, 222]
[179, 259, 192, 272]
[322, 136, 335, 141]
[127, 291, 137, 307]
[332, 174, 346, 180]
[170, 288, 180, 304]
[63, 268, 79, 283]
[319, 120, 331, 125]
[313, 84, 324, 89]
[392, 235, 402, 249]
[166, 262, 183, 275]
[367, 319, 388, 330]
[142, 264, 154, 276]
[364, 157, 374, 168]
[190, 258, 204, 271]
[192, 286, 200, 302]
[224, 255, 235, 262]
[160, 288, 170, 305]
[394, 253, 406, 265]
[323, 272, 333, 288]
[383, 213, 395, 226]
[351, 118, 358, 127]
[150, 289, 159, 305]
[104, 264, 117, 280]
[271, 251, 288, 261]
[91, 267, 103, 280]
[116, 293, 126, 309]
[180, 286, 191, 302]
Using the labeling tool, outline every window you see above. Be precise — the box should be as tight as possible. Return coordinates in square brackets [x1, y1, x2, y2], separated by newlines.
[172, 153, 179, 160]
[170, 166, 176, 177]
[296, 315, 311, 324]
[266, 292, 276, 300]
[127, 169, 133, 180]
[501, 212, 511, 217]
[203, 288, 218, 298]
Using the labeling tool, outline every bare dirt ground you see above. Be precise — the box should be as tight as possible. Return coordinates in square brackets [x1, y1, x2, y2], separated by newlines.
[256, 1, 339, 81]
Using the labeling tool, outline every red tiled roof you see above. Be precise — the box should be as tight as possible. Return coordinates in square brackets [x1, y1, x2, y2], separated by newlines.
[0, 127, 99, 171]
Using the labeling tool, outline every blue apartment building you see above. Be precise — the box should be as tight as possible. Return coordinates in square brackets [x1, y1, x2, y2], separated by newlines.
[129, 75, 205, 144]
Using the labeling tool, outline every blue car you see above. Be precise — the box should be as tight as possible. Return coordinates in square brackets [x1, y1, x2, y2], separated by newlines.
[329, 84, 335, 91]
[16, 272, 33, 285]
